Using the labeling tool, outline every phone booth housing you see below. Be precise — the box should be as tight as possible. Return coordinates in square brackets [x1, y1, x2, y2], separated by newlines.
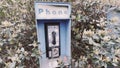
[35, 2, 71, 68]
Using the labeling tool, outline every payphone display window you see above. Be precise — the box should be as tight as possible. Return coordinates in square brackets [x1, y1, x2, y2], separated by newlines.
[45, 23, 60, 59]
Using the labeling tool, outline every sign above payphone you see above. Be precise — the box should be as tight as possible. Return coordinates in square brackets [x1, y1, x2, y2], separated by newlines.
[35, 2, 71, 19]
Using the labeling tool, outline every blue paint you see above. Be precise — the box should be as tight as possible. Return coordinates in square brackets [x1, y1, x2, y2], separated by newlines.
[46, 9, 50, 15]
[60, 21, 67, 56]
[39, 9, 43, 14]
[35, 2, 71, 68]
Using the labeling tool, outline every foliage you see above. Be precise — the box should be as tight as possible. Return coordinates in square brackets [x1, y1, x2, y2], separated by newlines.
[71, 0, 105, 58]
[0, 0, 40, 68]
[0, 0, 120, 68]
[71, 0, 120, 68]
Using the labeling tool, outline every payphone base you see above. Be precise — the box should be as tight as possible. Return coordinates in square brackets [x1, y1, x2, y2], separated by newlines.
[40, 57, 70, 68]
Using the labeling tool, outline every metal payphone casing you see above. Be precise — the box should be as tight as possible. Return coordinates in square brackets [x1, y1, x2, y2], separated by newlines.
[35, 2, 71, 68]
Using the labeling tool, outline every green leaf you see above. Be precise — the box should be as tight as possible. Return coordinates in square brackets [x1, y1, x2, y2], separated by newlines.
[75, 34, 81, 39]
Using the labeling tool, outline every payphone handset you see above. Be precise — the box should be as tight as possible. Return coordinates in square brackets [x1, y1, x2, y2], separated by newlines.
[45, 23, 60, 59]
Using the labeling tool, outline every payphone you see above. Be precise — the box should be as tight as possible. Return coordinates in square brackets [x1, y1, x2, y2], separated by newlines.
[35, 2, 71, 68]
[45, 23, 60, 58]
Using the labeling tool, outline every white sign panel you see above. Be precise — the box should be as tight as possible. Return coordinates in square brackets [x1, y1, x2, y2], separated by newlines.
[35, 3, 70, 19]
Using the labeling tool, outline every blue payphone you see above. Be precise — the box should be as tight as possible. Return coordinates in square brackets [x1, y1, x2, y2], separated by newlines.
[34, 2, 71, 68]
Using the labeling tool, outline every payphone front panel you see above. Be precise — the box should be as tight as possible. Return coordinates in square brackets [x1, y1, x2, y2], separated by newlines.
[45, 22, 60, 59]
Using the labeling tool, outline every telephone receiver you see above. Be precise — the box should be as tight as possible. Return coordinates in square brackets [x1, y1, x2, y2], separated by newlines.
[52, 31, 56, 45]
